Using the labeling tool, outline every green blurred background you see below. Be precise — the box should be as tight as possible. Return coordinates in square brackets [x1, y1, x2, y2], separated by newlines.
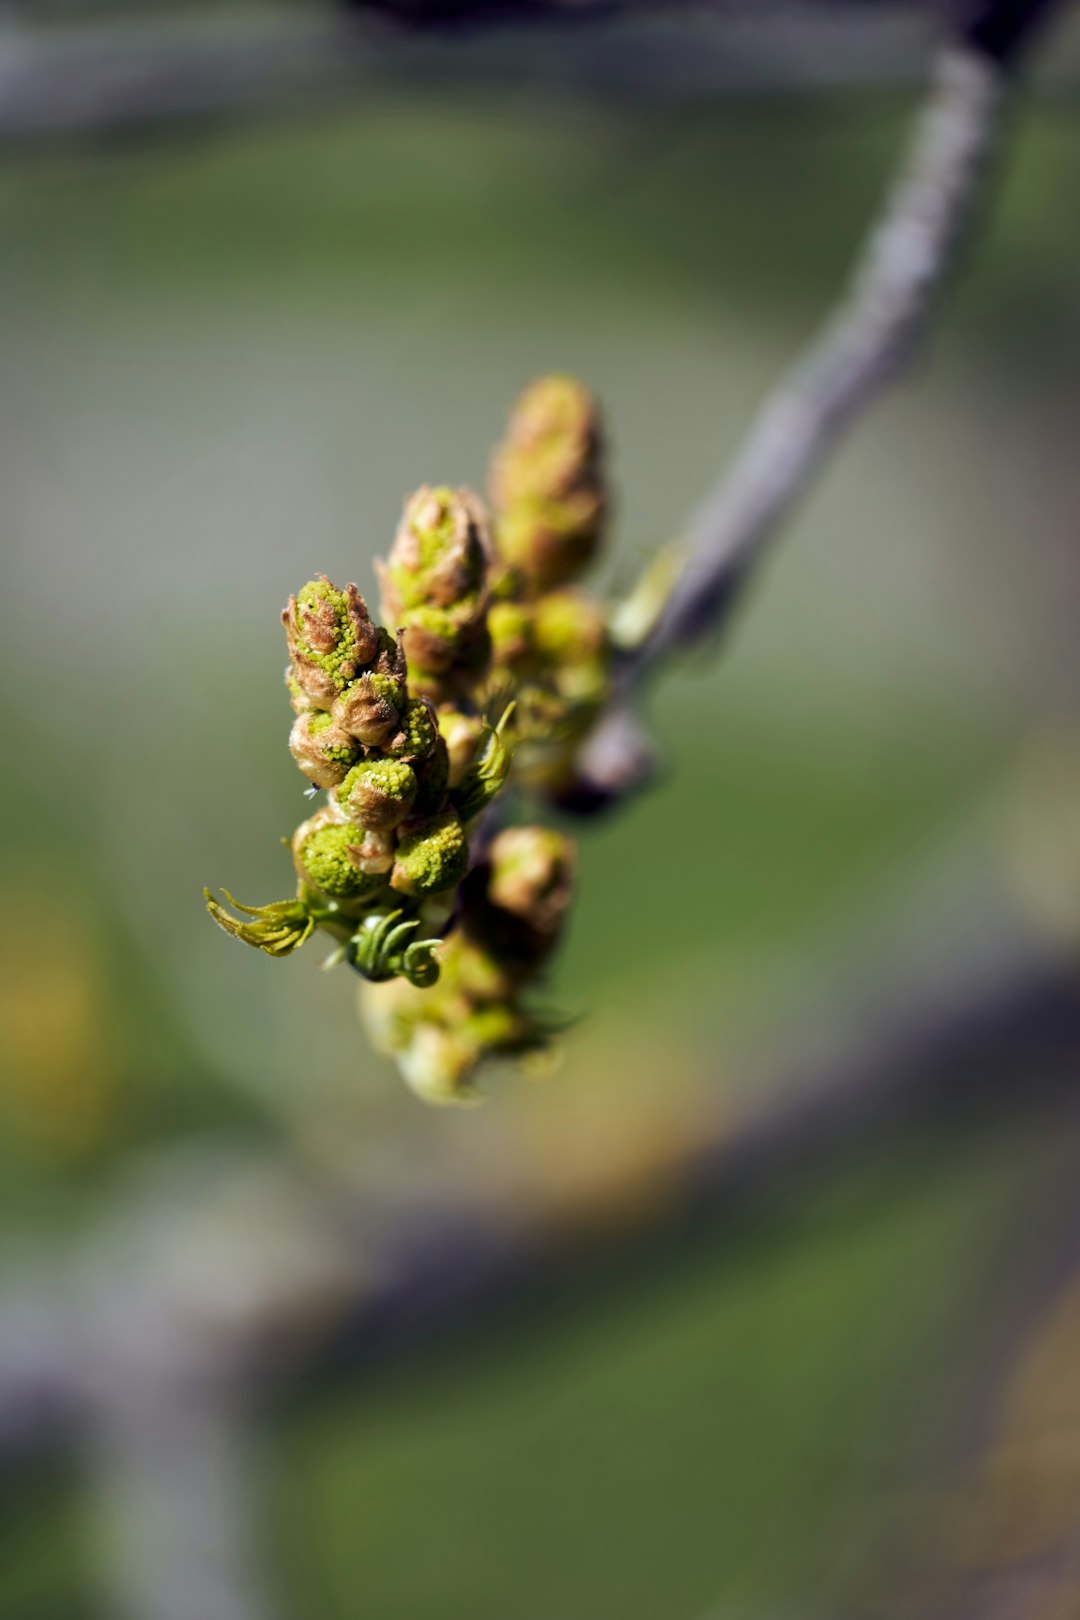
[1, 11, 1079, 1616]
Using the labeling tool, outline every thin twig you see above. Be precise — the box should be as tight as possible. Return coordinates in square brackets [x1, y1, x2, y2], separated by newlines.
[566, 3, 1059, 808]
[637, 45, 1005, 670]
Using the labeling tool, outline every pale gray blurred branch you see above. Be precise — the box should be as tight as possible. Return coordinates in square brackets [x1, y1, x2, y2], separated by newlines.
[3, 813, 1080, 1615]
[4, 826, 1080, 1466]
[566, 14, 1057, 808]
[637, 45, 1004, 669]
[0, 4, 954, 146]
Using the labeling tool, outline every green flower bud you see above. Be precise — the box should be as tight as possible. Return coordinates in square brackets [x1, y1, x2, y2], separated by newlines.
[488, 598, 534, 671]
[336, 757, 418, 831]
[331, 670, 403, 747]
[380, 485, 490, 615]
[288, 710, 361, 789]
[377, 487, 492, 682]
[384, 696, 439, 761]
[285, 666, 313, 715]
[291, 810, 387, 903]
[391, 808, 468, 898]
[495, 492, 605, 596]
[531, 589, 608, 666]
[437, 709, 485, 788]
[490, 375, 606, 592]
[283, 576, 380, 707]
[389, 603, 491, 684]
[372, 624, 409, 684]
[395, 1021, 482, 1107]
[487, 826, 576, 938]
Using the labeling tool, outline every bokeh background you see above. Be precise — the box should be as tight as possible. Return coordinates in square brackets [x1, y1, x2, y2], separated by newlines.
[2, 4, 1080, 1617]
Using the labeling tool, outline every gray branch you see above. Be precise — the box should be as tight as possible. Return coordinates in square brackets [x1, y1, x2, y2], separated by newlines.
[640, 44, 1004, 670]
[0, 4, 951, 146]
[566, 21, 1052, 808]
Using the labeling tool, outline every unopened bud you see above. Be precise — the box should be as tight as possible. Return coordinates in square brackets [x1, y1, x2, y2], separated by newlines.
[384, 696, 439, 761]
[291, 809, 387, 904]
[487, 826, 576, 939]
[393, 604, 490, 680]
[332, 670, 403, 747]
[488, 598, 534, 672]
[288, 710, 361, 789]
[335, 757, 418, 831]
[377, 486, 492, 680]
[532, 589, 608, 665]
[283, 576, 380, 707]
[490, 375, 606, 591]
[286, 666, 312, 715]
[396, 1022, 482, 1107]
[391, 808, 469, 897]
[381, 485, 490, 613]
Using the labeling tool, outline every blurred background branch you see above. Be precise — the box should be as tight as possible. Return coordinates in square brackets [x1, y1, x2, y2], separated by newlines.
[3, 1, 1077, 148]
[4, 795, 1080, 1614]
[1, 0, 1078, 1616]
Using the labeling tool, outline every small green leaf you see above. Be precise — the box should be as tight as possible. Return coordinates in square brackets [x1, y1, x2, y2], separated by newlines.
[348, 908, 442, 987]
[203, 888, 315, 958]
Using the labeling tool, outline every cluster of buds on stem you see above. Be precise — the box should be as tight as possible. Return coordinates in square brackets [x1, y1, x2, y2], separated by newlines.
[362, 826, 576, 1104]
[207, 374, 639, 1102]
[484, 375, 614, 796]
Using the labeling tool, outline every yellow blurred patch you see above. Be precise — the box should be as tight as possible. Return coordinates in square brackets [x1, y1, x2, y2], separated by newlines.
[0, 871, 122, 1161]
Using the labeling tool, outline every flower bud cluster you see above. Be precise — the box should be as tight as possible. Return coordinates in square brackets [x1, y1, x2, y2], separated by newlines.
[362, 826, 577, 1104]
[207, 375, 627, 1101]
[484, 375, 615, 794]
[285, 568, 470, 914]
[376, 486, 493, 706]
[489, 373, 606, 591]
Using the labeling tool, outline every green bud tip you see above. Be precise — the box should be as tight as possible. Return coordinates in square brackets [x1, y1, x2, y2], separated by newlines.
[489, 375, 607, 591]
[288, 710, 361, 789]
[531, 589, 608, 665]
[283, 575, 380, 707]
[487, 825, 576, 937]
[487, 599, 535, 670]
[385, 696, 439, 761]
[291, 813, 388, 902]
[381, 485, 491, 614]
[335, 757, 418, 831]
[391, 808, 469, 898]
[331, 669, 404, 748]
